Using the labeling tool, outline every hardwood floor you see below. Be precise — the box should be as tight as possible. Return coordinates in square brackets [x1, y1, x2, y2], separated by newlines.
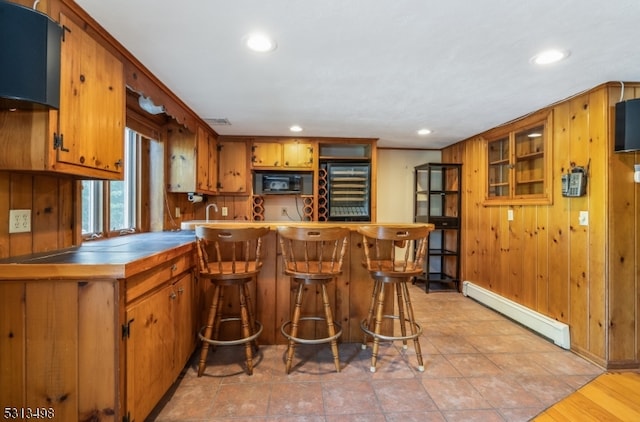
[533, 372, 640, 421]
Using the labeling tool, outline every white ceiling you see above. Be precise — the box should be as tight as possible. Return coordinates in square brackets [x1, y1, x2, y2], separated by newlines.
[75, 0, 640, 149]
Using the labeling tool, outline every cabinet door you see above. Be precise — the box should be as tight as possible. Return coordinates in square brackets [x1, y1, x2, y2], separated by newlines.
[283, 142, 314, 168]
[125, 283, 175, 422]
[196, 125, 218, 193]
[252, 142, 282, 167]
[57, 14, 125, 178]
[172, 273, 196, 375]
[167, 123, 196, 192]
[218, 140, 248, 193]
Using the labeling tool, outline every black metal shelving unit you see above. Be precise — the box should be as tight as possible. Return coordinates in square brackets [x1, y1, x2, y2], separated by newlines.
[414, 162, 462, 293]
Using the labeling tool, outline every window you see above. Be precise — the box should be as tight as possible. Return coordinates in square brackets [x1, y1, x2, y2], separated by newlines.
[82, 128, 141, 238]
[109, 130, 138, 232]
[81, 179, 103, 236]
[485, 111, 552, 204]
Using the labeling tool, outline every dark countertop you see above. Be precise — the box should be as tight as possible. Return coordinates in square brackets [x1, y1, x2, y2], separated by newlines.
[0, 223, 434, 281]
[0, 230, 197, 280]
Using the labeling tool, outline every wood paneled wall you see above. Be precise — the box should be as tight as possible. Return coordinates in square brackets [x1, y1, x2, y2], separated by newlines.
[0, 172, 78, 259]
[442, 82, 640, 369]
[164, 193, 252, 230]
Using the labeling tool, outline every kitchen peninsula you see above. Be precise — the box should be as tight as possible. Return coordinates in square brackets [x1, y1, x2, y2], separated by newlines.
[0, 222, 432, 422]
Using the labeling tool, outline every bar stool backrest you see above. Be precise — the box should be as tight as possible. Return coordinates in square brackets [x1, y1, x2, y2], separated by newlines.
[357, 225, 430, 277]
[277, 226, 350, 279]
[195, 226, 270, 281]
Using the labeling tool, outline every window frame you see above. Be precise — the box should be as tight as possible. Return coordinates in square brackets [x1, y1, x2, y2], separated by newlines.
[82, 128, 144, 240]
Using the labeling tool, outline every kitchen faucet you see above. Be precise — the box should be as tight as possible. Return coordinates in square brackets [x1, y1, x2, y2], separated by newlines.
[205, 203, 218, 222]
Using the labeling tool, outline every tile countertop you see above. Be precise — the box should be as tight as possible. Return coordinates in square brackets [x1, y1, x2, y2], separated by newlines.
[0, 223, 433, 281]
[0, 230, 197, 280]
[179, 220, 434, 230]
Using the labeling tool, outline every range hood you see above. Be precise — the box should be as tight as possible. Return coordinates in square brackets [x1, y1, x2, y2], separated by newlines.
[0, 1, 63, 110]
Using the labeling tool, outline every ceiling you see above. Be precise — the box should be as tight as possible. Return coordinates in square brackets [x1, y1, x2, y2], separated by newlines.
[75, 0, 640, 149]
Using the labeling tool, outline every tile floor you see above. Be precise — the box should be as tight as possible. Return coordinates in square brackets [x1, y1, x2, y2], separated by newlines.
[148, 283, 604, 421]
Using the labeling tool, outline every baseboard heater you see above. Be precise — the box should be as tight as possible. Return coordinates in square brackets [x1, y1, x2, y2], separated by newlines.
[462, 281, 570, 349]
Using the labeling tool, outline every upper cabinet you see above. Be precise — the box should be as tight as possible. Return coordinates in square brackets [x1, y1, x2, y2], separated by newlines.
[196, 125, 218, 193]
[218, 140, 249, 194]
[55, 13, 125, 178]
[251, 139, 314, 169]
[0, 12, 125, 180]
[167, 122, 218, 194]
[484, 111, 552, 204]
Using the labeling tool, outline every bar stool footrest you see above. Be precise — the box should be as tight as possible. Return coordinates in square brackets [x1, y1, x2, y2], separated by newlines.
[360, 315, 422, 342]
[199, 317, 263, 346]
[281, 317, 342, 345]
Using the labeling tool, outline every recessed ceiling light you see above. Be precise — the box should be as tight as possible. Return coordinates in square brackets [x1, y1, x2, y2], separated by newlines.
[289, 125, 303, 132]
[245, 32, 277, 53]
[417, 128, 432, 136]
[530, 49, 569, 65]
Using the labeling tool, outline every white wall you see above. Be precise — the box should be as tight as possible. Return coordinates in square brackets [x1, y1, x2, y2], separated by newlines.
[376, 149, 441, 223]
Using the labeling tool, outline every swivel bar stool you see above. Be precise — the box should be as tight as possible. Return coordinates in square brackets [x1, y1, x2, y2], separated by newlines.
[357, 225, 431, 373]
[277, 226, 349, 374]
[195, 225, 270, 376]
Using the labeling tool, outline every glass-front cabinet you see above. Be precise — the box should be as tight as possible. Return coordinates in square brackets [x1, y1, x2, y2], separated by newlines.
[485, 111, 551, 204]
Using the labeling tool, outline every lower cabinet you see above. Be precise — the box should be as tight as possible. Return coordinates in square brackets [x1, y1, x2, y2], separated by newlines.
[125, 272, 195, 421]
[0, 254, 197, 422]
[123, 259, 197, 422]
[0, 280, 120, 421]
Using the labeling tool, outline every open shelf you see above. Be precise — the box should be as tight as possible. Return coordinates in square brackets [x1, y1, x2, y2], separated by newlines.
[414, 163, 461, 293]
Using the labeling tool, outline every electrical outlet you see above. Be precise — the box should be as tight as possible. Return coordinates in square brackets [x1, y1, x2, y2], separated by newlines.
[9, 209, 31, 233]
[507, 209, 514, 221]
[281, 207, 288, 216]
[221, 206, 228, 217]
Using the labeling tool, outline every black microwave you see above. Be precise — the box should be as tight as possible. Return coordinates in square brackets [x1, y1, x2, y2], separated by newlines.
[253, 172, 313, 195]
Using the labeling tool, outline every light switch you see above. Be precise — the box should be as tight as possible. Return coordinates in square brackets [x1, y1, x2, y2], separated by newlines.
[579, 211, 589, 226]
[507, 209, 514, 221]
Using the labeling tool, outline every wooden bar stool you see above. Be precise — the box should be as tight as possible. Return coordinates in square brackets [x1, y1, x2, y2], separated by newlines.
[195, 225, 270, 376]
[277, 226, 349, 374]
[357, 225, 430, 373]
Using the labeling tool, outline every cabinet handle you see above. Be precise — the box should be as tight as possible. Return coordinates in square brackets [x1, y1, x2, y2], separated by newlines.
[115, 159, 123, 168]
[171, 264, 178, 271]
[169, 291, 177, 300]
[178, 287, 184, 295]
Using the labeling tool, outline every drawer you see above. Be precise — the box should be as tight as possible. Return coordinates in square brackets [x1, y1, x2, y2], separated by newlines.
[126, 253, 194, 304]
[429, 216, 459, 229]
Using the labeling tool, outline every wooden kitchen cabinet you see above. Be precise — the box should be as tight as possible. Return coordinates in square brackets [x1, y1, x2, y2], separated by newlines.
[0, 12, 126, 179]
[125, 270, 195, 422]
[55, 13, 125, 178]
[197, 125, 218, 193]
[251, 140, 314, 169]
[484, 110, 551, 204]
[283, 141, 314, 168]
[167, 122, 218, 194]
[0, 280, 120, 421]
[0, 239, 197, 422]
[252, 141, 282, 167]
[218, 139, 249, 193]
